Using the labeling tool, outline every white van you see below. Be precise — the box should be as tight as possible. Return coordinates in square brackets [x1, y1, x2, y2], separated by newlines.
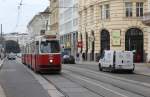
[7, 53, 16, 60]
[98, 50, 135, 72]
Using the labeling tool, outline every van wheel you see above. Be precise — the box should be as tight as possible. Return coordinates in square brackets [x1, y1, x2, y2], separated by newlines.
[99, 63, 103, 71]
[110, 65, 115, 73]
[128, 70, 134, 73]
[129, 64, 135, 73]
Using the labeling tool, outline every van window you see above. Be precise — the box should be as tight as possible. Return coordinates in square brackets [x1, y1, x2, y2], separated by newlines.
[100, 51, 105, 59]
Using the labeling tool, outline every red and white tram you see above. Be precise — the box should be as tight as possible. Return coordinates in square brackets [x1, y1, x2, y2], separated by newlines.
[22, 35, 61, 73]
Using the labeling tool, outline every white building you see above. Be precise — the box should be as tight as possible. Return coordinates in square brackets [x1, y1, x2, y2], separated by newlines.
[27, 7, 50, 39]
[4, 32, 30, 47]
[59, 0, 78, 56]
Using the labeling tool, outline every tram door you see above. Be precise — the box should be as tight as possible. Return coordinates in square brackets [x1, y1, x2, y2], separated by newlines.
[125, 28, 143, 62]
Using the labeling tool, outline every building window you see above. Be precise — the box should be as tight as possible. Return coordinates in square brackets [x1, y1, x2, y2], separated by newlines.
[100, 5, 103, 20]
[136, 2, 143, 17]
[53, 0, 56, 3]
[91, 6, 94, 23]
[84, 9, 87, 24]
[73, 18, 78, 26]
[100, 4, 110, 19]
[104, 4, 110, 19]
[125, 2, 132, 17]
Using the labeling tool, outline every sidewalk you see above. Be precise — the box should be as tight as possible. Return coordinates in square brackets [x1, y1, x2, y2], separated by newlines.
[0, 59, 50, 97]
[0, 59, 4, 69]
[77, 61, 150, 76]
[134, 63, 150, 76]
[0, 59, 6, 97]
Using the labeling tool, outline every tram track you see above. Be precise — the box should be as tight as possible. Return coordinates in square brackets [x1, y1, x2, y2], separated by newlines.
[42, 73, 104, 97]
[63, 65, 150, 97]
[42, 75, 69, 97]
[68, 63, 150, 83]
[64, 64, 150, 88]
[62, 70, 124, 97]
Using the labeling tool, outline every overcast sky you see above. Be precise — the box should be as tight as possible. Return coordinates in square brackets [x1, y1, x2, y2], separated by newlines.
[0, 0, 49, 34]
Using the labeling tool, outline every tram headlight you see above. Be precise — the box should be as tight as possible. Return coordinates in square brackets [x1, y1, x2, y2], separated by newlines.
[50, 59, 53, 63]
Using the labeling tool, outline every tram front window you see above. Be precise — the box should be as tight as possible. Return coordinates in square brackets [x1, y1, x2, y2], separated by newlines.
[40, 40, 60, 53]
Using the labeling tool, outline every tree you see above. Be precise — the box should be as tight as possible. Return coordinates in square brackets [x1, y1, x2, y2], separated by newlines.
[5, 40, 20, 53]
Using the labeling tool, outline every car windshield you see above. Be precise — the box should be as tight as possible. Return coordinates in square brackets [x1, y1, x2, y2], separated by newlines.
[40, 40, 60, 53]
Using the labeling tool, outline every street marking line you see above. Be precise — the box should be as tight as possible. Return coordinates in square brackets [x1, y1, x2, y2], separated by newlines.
[64, 70, 128, 97]
[64, 65, 150, 88]
[0, 85, 6, 97]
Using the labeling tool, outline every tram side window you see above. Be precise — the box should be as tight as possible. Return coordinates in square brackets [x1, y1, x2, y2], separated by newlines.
[35, 41, 39, 54]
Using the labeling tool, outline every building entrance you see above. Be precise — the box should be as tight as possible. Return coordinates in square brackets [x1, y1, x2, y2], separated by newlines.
[125, 28, 144, 62]
[100, 30, 110, 54]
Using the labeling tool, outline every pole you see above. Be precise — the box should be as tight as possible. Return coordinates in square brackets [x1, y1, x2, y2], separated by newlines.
[1, 24, 2, 37]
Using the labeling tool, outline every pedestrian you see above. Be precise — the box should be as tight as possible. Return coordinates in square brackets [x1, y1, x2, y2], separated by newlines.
[76, 53, 80, 62]
[82, 52, 85, 61]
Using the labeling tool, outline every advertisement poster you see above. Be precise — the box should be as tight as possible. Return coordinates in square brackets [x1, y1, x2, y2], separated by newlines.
[112, 30, 121, 46]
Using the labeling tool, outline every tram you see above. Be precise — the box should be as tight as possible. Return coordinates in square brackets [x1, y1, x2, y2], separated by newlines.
[22, 35, 61, 73]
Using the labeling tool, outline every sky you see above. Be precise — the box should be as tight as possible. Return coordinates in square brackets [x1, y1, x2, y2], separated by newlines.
[0, 0, 49, 34]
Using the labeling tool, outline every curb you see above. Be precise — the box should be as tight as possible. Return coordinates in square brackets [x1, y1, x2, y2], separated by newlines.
[0, 85, 6, 97]
[0, 59, 6, 97]
[0, 59, 4, 69]
[135, 71, 150, 77]
[145, 63, 150, 68]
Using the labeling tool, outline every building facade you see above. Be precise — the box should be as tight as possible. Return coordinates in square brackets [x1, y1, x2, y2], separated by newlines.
[59, 0, 78, 56]
[27, 7, 50, 38]
[49, 0, 59, 35]
[142, 0, 150, 62]
[79, 0, 150, 62]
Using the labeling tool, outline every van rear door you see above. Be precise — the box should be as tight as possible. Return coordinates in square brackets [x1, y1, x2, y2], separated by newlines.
[115, 51, 133, 69]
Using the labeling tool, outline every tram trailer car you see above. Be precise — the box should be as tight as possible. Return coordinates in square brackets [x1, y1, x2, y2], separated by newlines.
[22, 35, 61, 73]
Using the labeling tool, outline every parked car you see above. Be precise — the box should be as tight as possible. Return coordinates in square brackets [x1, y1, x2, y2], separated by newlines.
[62, 54, 75, 64]
[7, 53, 16, 60]
[98, 50, 135, 73]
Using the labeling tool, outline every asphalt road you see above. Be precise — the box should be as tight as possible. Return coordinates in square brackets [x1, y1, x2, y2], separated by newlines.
[44, 63, 150, 97]
[1, 59, 150, 97]
[65, 63, 150, 84]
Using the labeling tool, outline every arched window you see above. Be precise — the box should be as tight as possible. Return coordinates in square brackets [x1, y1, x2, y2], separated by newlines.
[125, 28, 143, 62]
[100, 29, 110, 54]
[91, 30, 95, 61]
[85, 32, 88, 60]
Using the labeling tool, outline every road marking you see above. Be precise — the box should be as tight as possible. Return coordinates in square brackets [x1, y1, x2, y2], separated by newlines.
[0, 85, 6, 97]
[64, 70, 128, 97]
[64, 65, 150, 88]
